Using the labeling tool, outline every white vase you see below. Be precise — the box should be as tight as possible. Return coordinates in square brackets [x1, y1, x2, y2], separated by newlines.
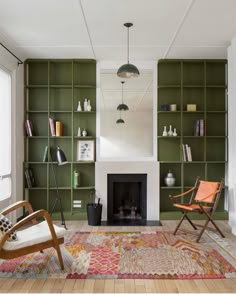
[77, 101, 82, 111]
[87, 100, 92, 111]
[162, 126, 168, 136]
[84, 98, 88, 111]
[173, 128, 178, 136]
[77, 127, 81, 137]
[82, 129, 87, 137]
[168, 125, 173, 136]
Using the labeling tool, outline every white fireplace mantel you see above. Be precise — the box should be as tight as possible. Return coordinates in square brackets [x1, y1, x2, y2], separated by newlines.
[95, 161, 159, 221]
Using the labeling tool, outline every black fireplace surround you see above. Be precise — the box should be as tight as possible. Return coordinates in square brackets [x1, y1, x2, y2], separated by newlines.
[107, 173, 147, 225]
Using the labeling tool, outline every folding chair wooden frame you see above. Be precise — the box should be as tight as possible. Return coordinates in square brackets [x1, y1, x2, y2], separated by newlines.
[169, 177, 225, 242]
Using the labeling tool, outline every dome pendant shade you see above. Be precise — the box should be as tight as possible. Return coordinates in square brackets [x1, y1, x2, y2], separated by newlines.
[117, 80, 129, 111]
[117, 63, 140, 78]
[116, 118, 125, 124]
[117, 23, 140, 78]
[117, 103, 129, 111]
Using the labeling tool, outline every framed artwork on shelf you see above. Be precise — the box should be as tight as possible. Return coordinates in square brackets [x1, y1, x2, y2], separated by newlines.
[77, 140, 95, 161]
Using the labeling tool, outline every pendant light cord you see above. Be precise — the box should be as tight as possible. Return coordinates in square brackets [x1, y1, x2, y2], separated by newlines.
[127, 26, 130, 64]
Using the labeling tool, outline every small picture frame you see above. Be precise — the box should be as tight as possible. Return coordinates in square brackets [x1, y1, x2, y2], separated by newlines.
[77, 140, 95, 161]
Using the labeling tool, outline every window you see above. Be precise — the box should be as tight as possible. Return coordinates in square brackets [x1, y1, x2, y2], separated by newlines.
[0, 67, 11, 200]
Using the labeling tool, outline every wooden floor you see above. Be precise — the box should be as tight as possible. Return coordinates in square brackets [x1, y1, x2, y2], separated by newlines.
[1, 220, 236, 293]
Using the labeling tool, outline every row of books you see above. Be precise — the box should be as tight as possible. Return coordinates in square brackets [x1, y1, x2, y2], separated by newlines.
[182, 144, 192, 162]
[25, 168, 35, 188]
[194, 119, 204, 136]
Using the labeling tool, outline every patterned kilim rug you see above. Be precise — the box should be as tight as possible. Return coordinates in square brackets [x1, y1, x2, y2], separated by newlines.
[0, 230, 236, 279]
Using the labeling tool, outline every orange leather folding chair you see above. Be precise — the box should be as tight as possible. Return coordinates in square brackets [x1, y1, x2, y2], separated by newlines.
[169, 177, 225, 242]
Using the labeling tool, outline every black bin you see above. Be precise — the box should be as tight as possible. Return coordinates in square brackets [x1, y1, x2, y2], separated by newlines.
[86, 203, 102, 226]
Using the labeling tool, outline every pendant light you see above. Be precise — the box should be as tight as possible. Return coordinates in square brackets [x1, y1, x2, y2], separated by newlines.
[117, 81, 129, 111]
[117, 23, 140, 78]
[116, 110, 125, 124]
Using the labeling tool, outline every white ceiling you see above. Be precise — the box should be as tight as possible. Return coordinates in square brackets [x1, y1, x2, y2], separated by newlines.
[1, 0, 236, 61]
[1, 0, 236, 111]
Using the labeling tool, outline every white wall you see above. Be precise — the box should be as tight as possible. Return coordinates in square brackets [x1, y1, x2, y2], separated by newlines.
[0, 46, 24, 221]
[228, 42, 236, 235]
[100, 110, 153, 159]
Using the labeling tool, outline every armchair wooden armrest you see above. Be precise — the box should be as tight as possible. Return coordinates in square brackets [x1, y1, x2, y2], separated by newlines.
[169, 186, 195, 200]
[0, 209, 58, 250]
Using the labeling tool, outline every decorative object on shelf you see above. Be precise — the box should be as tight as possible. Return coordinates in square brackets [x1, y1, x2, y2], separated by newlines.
[87, 99, 92, 111]
[77, 140, 95, 161]
[170, 104, 177, 111]
[173, 128, 178, 136]
[160, 104, 169, 111]
[49, 147, 68, 229]
[84, 98, 88, 111]
[162, 126, 168, 136]
[55, 121, 63, 137]
[73, 170, 80, 188]
[116, 110, 125, 124]
[77, 127, 81, 137]
[77, 101, 82, 111]
[117, 81, 129, 111]
[168, 125, 173, 136]
[187, 104, 197, 112]
[117, 23, 140, 78]
[82, 128, 87, 137]
[164, 170, 176, 187]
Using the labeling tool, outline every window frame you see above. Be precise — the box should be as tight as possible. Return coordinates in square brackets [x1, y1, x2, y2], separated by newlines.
[0, 65, 13, 201]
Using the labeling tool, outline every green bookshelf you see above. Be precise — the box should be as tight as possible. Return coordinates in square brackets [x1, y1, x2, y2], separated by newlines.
[158, 59, 227, 219]
[24, 59, 96, 219]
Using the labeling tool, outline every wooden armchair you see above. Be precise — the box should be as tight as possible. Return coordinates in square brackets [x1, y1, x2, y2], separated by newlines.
[169, 177, 225, 242]
[0, 200, 65, 269]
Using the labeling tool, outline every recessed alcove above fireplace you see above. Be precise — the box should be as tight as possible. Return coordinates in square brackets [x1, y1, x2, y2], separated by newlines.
[107, 174, 147, 225]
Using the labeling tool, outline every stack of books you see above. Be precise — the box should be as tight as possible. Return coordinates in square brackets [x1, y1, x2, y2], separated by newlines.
[182, 144, 192, 162]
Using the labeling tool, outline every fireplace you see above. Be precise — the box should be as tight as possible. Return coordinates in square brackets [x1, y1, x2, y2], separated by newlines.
[107, 173, 147, 225]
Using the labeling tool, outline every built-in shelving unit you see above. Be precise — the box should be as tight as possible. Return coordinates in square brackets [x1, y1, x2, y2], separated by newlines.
[24, 59, 96, 219]
[157, 59, 227, 217]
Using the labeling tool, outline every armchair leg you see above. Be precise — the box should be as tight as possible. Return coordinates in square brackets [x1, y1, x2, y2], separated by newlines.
[55, 245, 64, 270]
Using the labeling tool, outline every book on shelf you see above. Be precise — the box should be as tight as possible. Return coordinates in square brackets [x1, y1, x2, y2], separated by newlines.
[25, 119, 33, 137]
[43, 145, 48, 162]
[25, 168, 35, 188]
[49, 117, 55, 136]
[182, 144, 192, 162]
[194, 119, 204, 136]
[199, 119, 204, 136]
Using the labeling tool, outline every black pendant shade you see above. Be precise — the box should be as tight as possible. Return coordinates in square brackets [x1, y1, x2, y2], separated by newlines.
[116, 118, 125, 124]
[117, 81, 129, 111]
[117, 23, 140, 78]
